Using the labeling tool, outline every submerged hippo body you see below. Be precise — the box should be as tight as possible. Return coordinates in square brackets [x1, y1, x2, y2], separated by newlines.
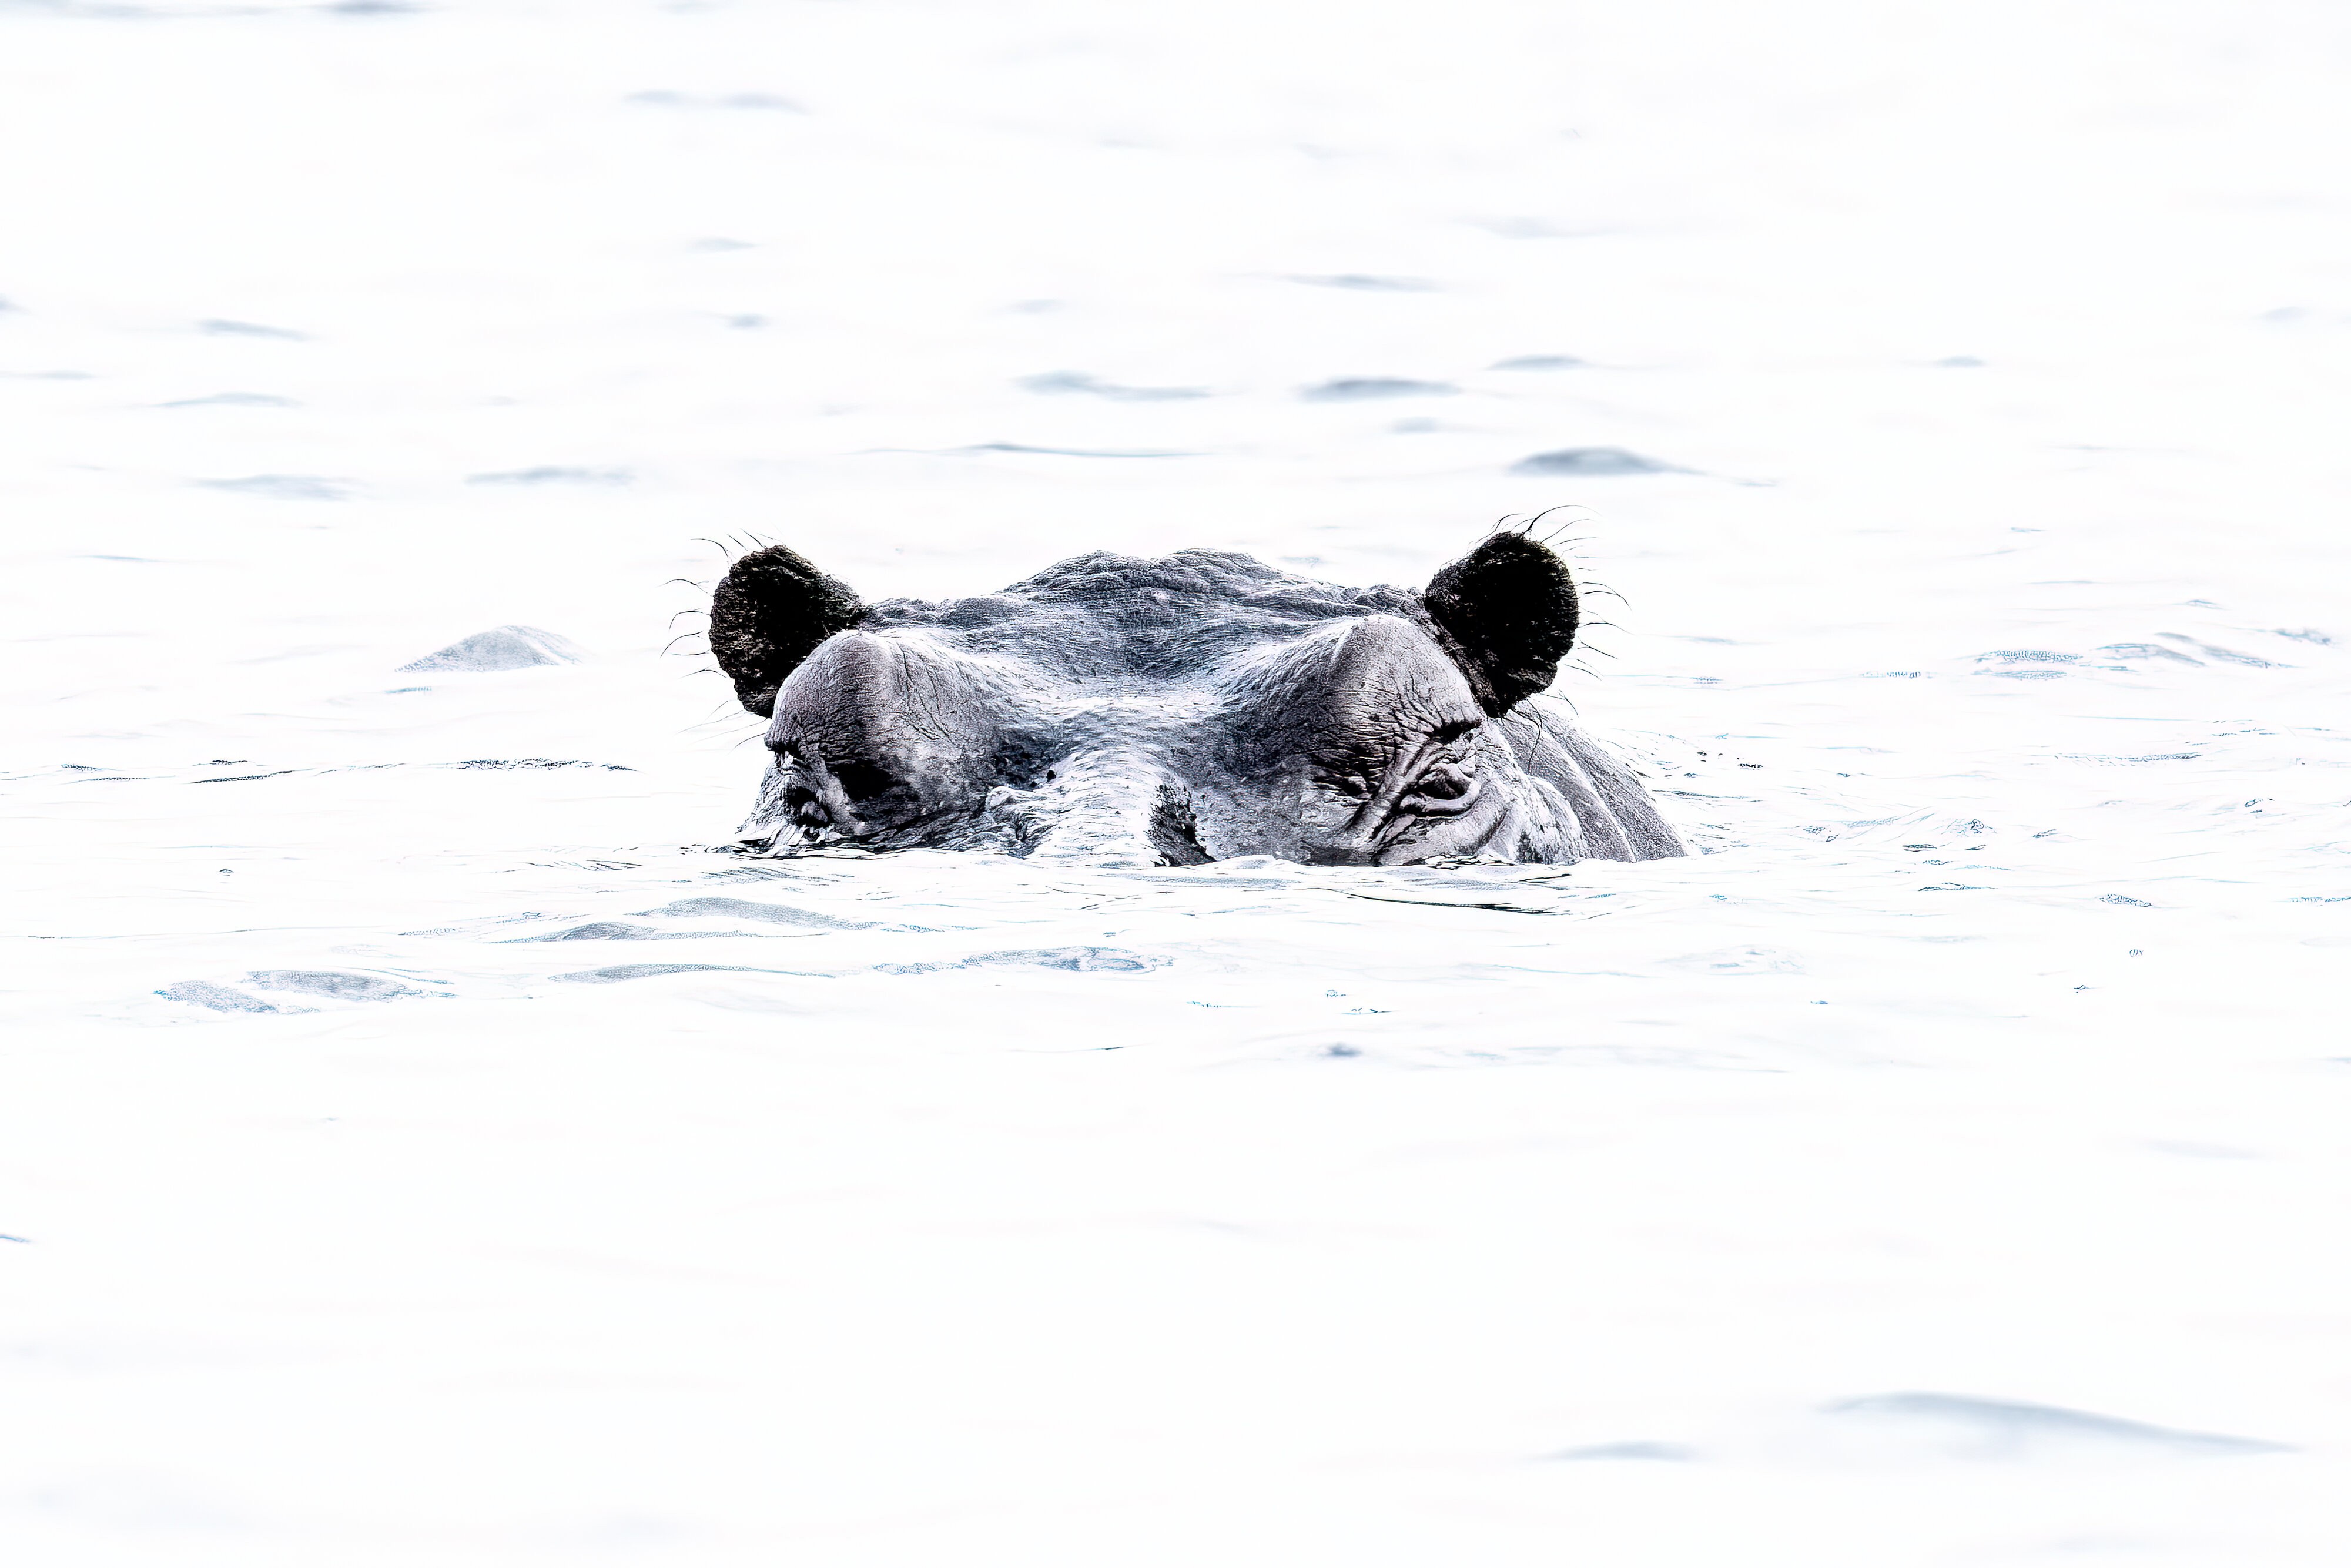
[710, 535, 1683, 867]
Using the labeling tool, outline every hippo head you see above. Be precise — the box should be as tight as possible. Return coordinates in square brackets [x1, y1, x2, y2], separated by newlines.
[709, 538, 1683, 867]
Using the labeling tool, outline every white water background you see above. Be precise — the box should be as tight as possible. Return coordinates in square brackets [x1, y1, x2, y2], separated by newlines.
[4, 1, 2350, 1562]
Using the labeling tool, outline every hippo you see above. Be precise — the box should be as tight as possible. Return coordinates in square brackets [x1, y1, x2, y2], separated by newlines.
[709, 535, 1683, 867]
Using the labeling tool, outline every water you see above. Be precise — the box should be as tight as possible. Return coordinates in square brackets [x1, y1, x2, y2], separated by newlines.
[4, 1, 2349, 1562]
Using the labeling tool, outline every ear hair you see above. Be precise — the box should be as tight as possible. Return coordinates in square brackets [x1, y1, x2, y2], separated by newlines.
[1421, 533, 1580, 715]
[708, 545, 865, 717]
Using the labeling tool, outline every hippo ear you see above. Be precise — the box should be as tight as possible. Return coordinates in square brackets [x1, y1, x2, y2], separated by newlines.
[1421, 533, 1580, 716]
[709, 545, 865, 717]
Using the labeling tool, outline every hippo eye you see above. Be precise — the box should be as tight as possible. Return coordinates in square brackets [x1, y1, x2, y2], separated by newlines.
[1412, 768, 1471, 800]
[829, 760, 896, 803]
[1400, 758, 1479, 816]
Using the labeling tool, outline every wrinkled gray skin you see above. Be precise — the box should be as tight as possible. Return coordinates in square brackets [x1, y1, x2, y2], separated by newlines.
[710, 540, 1683, 867]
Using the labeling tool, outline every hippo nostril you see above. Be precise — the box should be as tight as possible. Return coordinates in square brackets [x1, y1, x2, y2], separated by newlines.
[1148, 786, 1211, 866]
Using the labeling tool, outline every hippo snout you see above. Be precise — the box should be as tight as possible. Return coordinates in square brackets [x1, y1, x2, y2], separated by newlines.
[996, 748, 1206, 867]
